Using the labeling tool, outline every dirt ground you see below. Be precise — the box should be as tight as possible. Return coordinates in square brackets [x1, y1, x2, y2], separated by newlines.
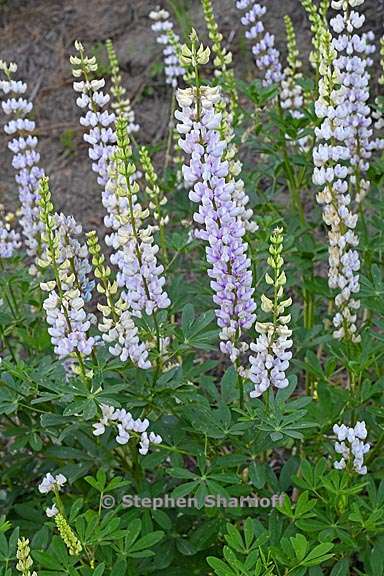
[0, 0, 383, 229]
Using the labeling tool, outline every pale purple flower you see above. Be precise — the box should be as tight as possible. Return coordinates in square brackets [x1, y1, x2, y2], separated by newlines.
[38, 473, 67, 494]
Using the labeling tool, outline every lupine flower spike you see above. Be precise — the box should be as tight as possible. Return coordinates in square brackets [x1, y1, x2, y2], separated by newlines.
[16, 538, 38, 576]
[38, 177, 95, 371]
[139, 146, 169, 259]
[92, 403, 162, 455]
[201, 0, 238, 112]
[201, 1, 256, 233]
[176, 31, 257, 364]
[330, 0, 375, 204]
[0, 204, 21, 258]
[55, 514, 83, 556]
[149, 7, 185, 88]
[333, 421, 370, 475]
[0, 60, 44, 264]
[300, 0, 330, 77]
[105, 38, 139, 134]
[247, 227, 292, 398]
[71, 41, 116, 188]
[107, 117, 171, 318]
[313, 0, 374, 342]
[86, 231, 151, 369]
[235, 0, 283, 87]
[281, 16, 305, 119]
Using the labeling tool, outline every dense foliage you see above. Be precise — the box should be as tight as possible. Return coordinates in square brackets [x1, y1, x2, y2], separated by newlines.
[1, 1, 384, 575]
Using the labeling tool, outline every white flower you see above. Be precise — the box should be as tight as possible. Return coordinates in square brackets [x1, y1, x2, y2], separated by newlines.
[38, 473, 67, 494]
[46, 504, 59, 518]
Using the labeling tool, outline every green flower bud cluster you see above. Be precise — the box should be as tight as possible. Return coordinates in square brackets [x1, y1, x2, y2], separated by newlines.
[139, 146, 168, 226]
[284, 16, 302, 78]
[16, 538, 38, 576]
[86, 230, 118, 317]
[0, 59, 17, 78]
[179, 29, 210, 69]
[105, 39, 139, 132]
[70, 40, 97, 79]
[300, 0, 330, 70]
[200, 0, 237, 112]
[55, 513, 83, 556]
[37, 176, 59, 269]
[379, 36, 384, 86]
[258, 227, 292, 330]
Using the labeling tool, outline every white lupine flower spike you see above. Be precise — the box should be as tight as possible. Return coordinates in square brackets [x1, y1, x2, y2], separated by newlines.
[312, 0, 375, 343]
[92, 403, 162, 455]
[0, 60, 45, 263]
[149, 6, 185, 87]
[235, 0, 284, 87]
[333, 421, 370, 475]
[244, 227, 293, 398]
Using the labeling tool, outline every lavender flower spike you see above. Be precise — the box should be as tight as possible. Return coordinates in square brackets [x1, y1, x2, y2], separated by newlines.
[235, 0, 284, 87]
[0, 60, 45, 262]
[149, 7, 185, 88]
[176, 85, 256, 363]
[38, 177, 95, 363]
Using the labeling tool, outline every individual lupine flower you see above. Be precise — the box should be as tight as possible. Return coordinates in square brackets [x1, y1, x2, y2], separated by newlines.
[86, 231, 151, 369]
[176, 82, 257, 363]
[106, 117, 170, 317]
[46, 504, 59, 518]
[38, 178, 95, 364]
[333, 421, 370, 475]
[38, 472, 67, 494]
[246, 228, 292, 398]
[55, 514, 82, 556]
[0, 204, 21, 258]
[313, 21, 361, 342]
[0, 60, 44, 261]
[149, 7, 185, 87]
[105, 38, 139, 134]
[280, 16, 305, 119]
[92, 403, 162, 455]
[16, 538, 38, 576]
[235, 0, 283, 87]
[70, 41, 116, 188]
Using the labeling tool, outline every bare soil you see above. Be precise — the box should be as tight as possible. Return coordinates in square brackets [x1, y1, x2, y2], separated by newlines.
[0, 0, 382, 229]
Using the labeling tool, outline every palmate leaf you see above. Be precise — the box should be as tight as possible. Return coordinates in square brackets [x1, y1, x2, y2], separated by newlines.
[244, 381, 316, 442]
